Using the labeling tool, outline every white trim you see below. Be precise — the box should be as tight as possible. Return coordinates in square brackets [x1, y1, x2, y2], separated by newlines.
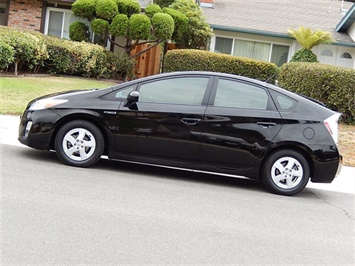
[213, 34, 291, 65]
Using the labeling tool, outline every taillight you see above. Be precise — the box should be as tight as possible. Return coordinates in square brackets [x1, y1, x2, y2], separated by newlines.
[324, 113, 341, 145]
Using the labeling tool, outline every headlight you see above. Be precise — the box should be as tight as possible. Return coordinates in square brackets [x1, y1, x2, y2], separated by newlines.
[29, 98, 68, 111]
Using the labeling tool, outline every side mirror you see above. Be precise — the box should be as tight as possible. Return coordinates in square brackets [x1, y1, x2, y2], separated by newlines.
[124, 91, 139, 109]
[127, 91, 139, 103]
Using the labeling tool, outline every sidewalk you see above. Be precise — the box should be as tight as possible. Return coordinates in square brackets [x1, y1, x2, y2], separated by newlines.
[1, 115, 354, 194]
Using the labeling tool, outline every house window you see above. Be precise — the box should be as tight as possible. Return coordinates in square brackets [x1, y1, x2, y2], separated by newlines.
[321, 50, 333, 57]
[214, 37, 290, 67]
[45, 8, 76, 39]
[233, 39, 271, 62]
[215, 37, 233, 54]
[0, 0, 9, 26]
[271, 44, 289, 67]
[340, 52, 352, 59]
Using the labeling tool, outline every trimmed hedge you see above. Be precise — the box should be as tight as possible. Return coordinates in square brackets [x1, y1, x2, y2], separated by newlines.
[163, 49, 278, 83]
[0, 26, 135, 80]
[278, 62, 355, 123]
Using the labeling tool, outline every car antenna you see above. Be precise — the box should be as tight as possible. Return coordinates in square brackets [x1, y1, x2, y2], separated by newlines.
[264, 73, 277, 84]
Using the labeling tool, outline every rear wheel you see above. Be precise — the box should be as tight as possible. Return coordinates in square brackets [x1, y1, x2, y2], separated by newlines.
[262, 150, 310, 196]
[54, 120, 104, 167]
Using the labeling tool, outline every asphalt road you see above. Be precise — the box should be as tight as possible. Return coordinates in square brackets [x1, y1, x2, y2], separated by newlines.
[1, 144, 354, 265]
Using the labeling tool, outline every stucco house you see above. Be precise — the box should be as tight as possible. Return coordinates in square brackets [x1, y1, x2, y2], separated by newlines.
[1, 0, 355, 69]
[201, 0, 355, 69]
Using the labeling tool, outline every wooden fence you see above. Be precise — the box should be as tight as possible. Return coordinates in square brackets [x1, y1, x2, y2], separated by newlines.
[131, 44, 162, 79]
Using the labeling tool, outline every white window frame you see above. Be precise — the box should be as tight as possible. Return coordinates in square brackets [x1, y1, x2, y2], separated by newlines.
[44, 7, 74, 39]
[213, 35, 291, 65]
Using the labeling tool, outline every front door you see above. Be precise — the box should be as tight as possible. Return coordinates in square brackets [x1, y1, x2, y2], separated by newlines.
[115, 75, 213, 163]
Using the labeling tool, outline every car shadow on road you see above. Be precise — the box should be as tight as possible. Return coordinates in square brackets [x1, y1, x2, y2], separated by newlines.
[94, 157, 269, 194]
[17, 147, 331, 198]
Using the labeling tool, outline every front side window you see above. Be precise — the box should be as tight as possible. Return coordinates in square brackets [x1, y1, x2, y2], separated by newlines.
[138, 77, 210, 105]
[214, 79, 269, 110]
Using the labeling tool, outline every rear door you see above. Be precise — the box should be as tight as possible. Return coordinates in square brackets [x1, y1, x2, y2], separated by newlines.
[201, 77, 282, 169]
[115, 74, 213, 163]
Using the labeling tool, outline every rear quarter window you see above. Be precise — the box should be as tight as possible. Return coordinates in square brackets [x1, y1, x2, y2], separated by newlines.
[269, 90, 297, 111]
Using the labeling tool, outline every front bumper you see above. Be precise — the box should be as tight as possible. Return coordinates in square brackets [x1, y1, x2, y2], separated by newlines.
[18, 109, 61, 150]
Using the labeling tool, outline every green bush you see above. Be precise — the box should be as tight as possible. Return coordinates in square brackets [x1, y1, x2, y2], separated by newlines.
[0, 40, 14, 69]
[44, 36, 72, 74]
[104, 51, 135, 80]
[69, 22, 88, 42]
[163, 49, 278, 83]
[290, 48, 318, 63]
[0, 26, 134, 80]
[278, 62, 355, 123]
[0, 26, 48, 74]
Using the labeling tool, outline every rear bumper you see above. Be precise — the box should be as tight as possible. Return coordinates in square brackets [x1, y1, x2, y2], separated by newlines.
[310, 146, 342, 184]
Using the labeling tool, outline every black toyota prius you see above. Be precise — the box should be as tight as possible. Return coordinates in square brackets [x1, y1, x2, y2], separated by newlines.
[19, 71, 342, 196]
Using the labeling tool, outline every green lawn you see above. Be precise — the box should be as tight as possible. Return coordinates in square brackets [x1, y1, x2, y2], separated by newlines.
[0, 76, 117, 115]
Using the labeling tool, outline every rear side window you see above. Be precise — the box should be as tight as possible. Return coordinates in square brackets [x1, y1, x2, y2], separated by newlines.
[269, 90, 297, 111]
[214, 79, 269, 110]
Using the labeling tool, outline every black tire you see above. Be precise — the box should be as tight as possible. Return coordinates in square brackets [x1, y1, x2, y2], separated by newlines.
[262, 149, 310, 196]
[54, 120, 104, 167]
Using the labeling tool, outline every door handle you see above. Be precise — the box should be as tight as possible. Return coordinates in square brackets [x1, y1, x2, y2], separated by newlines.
[181, 118, 201, 126]
[257, 122, 276, 128]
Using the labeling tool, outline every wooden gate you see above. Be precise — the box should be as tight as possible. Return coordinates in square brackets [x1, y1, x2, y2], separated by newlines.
[131, 44, 162, 79]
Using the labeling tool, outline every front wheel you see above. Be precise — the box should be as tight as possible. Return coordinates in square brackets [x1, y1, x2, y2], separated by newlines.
[54, 120, 104, 167]
[262, 150, 310, 196]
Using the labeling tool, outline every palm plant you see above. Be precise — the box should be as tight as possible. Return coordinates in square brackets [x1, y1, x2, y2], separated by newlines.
[288, 26, 334, 62]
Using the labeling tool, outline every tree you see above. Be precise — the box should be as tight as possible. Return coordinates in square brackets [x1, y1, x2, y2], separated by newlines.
[70, 0, 177, 58]
[288, 26, 334, 63]
[153, 0, 175, 8]
[170, 0, 212, 49]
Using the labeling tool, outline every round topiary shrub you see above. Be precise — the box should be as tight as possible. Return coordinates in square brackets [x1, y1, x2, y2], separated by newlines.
[115, 0, 141, 17]
[72, 0, 97, 20]
[145, 4, 162, 19]
[96, 0, 119, 21]
[91, 18, 109, 35]
[109, 14, 129, 36]
[152, 13, 174, 40]
[129, 14, 151, 40]
[69, 22, 88, 42]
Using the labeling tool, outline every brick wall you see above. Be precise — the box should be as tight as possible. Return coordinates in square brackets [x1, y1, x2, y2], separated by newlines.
[7, 0, 42, 31]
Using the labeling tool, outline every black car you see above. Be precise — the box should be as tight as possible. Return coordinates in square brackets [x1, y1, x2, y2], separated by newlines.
[19, 71, 342, 196]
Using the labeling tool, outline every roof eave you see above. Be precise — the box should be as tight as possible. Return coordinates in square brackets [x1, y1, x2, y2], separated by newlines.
[336, 4, 355, 32]
[210, 24, 355, 47]
[210, 24, 290, 39]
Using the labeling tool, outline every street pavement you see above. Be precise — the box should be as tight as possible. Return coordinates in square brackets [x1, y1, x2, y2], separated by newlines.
[1, 114, 354, 194]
